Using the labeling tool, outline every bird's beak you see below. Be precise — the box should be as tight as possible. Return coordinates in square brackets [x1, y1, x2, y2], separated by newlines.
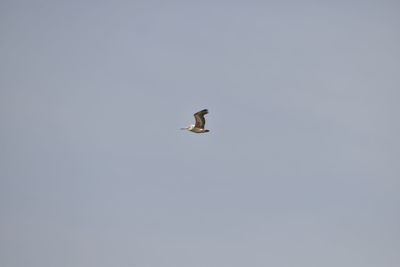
[180, 127, 186, 130]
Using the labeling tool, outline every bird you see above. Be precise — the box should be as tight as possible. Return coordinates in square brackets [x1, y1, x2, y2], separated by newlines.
[181, 109, 210, 133]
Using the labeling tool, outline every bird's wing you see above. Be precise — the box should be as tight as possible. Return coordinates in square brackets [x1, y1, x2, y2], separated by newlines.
[194, 109, 208, 128]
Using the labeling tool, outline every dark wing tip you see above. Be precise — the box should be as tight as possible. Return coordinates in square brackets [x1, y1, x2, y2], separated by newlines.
[195, 109, 208, 115]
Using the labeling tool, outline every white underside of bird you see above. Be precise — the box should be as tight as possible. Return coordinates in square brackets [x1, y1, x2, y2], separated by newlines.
[181, 124, 209, 133]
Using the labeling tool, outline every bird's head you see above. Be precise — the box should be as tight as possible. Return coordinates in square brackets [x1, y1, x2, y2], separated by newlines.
[181, 125, 194, 130]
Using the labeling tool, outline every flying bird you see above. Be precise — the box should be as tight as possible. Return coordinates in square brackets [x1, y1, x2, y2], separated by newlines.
[181, 109, 210, 133]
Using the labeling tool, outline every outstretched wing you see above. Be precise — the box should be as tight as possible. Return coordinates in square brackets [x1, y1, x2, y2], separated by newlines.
[194, 109, 208, 128]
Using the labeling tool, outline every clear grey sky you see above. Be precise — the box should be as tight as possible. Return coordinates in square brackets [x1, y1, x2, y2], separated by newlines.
[1, 1, 399, 267]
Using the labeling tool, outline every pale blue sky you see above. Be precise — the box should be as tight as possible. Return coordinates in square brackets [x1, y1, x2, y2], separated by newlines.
[1, 1, 399, 267]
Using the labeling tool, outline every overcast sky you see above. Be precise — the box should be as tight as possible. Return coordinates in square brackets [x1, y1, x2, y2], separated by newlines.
[1, 1, 399, 267]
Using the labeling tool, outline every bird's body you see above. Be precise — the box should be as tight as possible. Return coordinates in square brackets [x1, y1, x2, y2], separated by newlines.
[185, 125, 209, 133]
[181, 109, 210, 133]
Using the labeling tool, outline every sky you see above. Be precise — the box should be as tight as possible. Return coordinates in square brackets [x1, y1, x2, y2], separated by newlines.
[1, 1, 399, 267]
